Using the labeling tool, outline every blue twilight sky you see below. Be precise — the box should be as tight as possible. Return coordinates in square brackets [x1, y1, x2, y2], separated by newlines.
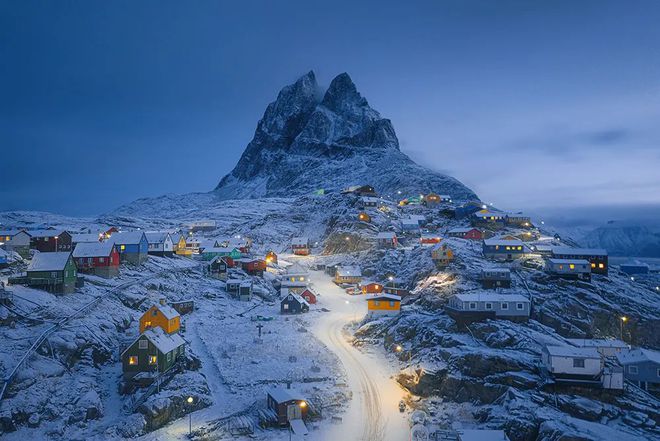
[1, 0, 660, 216]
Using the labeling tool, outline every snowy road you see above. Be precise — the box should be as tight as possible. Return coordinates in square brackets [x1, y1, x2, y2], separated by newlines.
[308, 270, 409, 441]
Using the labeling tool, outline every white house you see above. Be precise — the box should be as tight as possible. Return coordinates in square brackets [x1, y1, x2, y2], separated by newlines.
[542, 345, 602, 379]
[546, 258, 591, 280]
[281, 263, 309, 292]
[0, 229, 31, 254]
[334, 266, 362, 284]
[291, 237, 310, 255]
[446, 293, 530, 323]
[144, 232, 174, 257]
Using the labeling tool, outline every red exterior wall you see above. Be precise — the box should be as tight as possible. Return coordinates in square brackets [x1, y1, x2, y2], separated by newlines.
[465, 229, 484, 240]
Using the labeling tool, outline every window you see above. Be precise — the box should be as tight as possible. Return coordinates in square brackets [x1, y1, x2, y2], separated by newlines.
[516, 303, 525, 310]
[139, 339, 148, 349]
[389, 301, 396, 307]
[149, 355, 157, 365]
[128, 356, 138, 365]
[469, 302, 477, 310]
[167, 352, 172, 361]
[374, 301, 380, 307]
[598, 263, 604, 269]
[569, 264, 575, 270]
[283, 304, 289, 310]
[51, 271, 57, 278]
[505, 246, 511, 251]
[501, 302, 509, 310]
[517, 246, 522, 251]
[485, 302, 493, 310]
[573, 358, 585, 368]
[629, 366, 638, 374]
[99, 257, 104, 263]
[120, 245, 125, 251]
[591, 263, 596, 268]
[152, 310, 158, 316]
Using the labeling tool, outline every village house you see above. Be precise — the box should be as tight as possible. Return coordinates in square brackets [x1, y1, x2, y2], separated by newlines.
[542, 345, 623, 390]
[29, 229, 72, 252]
[239, 258, 267, 276]
[383, 278, 409, 296]
[423, 193, 441, 207]
[551, 246, 608, 275]
[0, 229, 31, 256]
[400, 218, 421, 233]
[281, 263, 309, 292]
[183, 220, 217, 233]
[357, 212, 371, 223]
[300, 288, 318, 304]
[334, 266, 362, 284]
[376, 231, 398, 249]
[208, 255, 230, 279]
[616, 348, 660, 392]
[431, 243, 454, 267]
[121, 327, 186, 380]
[359, 196, 380, 209]
[619, 261, 650, 275]
[291, 237, 310, 256]
[505, 213, 532, 227]
[366, 293, 401, 316]
[110, 231, 149, 264]
[360, 281, 383, 294]
[228, 237, 252, 254]
[280, 290, 310, 314]
[238, 280, 253, 301]
[546, 258, 591, 281]
[479, 268, 512, 289]
[420, 234, 441, 245]
[144, 232, 174, 257]
[531, 244, 554, 256]
[471, 210, 506, 227]
[446, 293, 530, 323]
[566, 339, 629, 358]
[226, 279, 242, 296]
[26, 252, 78, 294]
[482, 239, 526, 261]
[447, 227, 484, 240]
[168, 300, 194, 315]
[183, 235, 202, 255]
[354, 184, 376, 196]
[139, 301, 181, 334]
[72, 241, 120, 278]
[265, 250, 278, 264]
[170, 232, 185, 255]
[0, 249, 7, 268]
[201, 246, 242, 261]
[266, 387, 309, 426]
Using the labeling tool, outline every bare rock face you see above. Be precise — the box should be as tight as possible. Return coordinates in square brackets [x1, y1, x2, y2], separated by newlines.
[215, 71, 478, 201]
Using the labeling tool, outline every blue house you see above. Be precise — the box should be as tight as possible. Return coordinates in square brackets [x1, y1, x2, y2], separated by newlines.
[617, 348, 660, 393]
[0, 248, 8, 268]
[109, 231, 149, 264]
[280, 289, 310, 314]
[482, 239, 526, 261]
[620, 262, 650, 276]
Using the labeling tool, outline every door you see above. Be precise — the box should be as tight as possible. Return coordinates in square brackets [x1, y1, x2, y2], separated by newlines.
[287, 403, 302, 421]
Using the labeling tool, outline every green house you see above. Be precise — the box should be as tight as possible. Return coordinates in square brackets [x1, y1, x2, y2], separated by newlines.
[121, 327, 186, 380]
[26, 252, 78, 294]
[200, 246, 242, 261]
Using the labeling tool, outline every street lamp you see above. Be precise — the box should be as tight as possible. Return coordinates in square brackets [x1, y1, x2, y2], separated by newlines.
[187, 396, 194, 435]
[54, 235, 59, 252]
[620, 316, 628, 341]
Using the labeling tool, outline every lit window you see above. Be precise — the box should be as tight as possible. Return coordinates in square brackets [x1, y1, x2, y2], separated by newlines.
[569, 264, 575, 270]
[120, 245, 125, 251]
[598, 263, 604, 269]
[374, 301, 380, 307]
[128, 356, 138, 365]
[283, 304, 289, 310]
[591, 263, 596, 268]
[299, 277, 304, 282]
[149, 355, 157, 365]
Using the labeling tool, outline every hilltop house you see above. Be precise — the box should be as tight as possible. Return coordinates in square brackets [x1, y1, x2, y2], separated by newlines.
[551, 247, 608, 275]
[110, 231, 149, 264]
[505, 213, 532, 227]
[482, 239, 526, 261]
[446, 293, 530, 323]
[144, 232, 174, 257]
[376, 232, 397, 249]
[208, 255, 229, 280]
[471, 210, 506, 227]
[423, 193, 441, 207]
[366, 294, 401, 316]
[542, 345, 623, 390]
[334, 266, 362, 284]
[140, 301, 181, 334]
[183, 220, 217, 233]
[29, 230, 72, 252]
[616, 348, 660, 392]
[182, 235, 201, 255]
[266, 387, 309, 426]
[0, 229, 31, 255]
[170, 233, 186, 255]
[26, 252, 78, 294]
[121, 327, 186, 380]
[619, 262, 650, 275]
[546, 258, 591, 281]
[431, 243, 454, 267]
[280, 291, 309, 314]
[479, 269, 512, 289]
[359, 196, 379, 208]
[292, 237, 310, 256]
[447, 227, 483, 240]
[72, 241, 120, 278]
[566, 339, 629, 358]
[281, 263, 309, 292]
[400, 218, 421, 233]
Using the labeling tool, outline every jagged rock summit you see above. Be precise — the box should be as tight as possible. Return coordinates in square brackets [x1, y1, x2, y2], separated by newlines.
[215, 71, 478, 200]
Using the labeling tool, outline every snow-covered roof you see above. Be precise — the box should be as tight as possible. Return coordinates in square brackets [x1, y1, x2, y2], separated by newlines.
[28, 229, 64, 238]
[226, 278, 242, 284]
[291, 237, 309, 246]
[27, 252, 71, 271]
[151, 303, 179, 320]
[483, 238, 524, 247]
[376, 232, 396, 239]
[567, 339, 629, 349]
[202, 246, 237, 254]
[552, 246, 607, 256]
[616, 348, 660, 365]
[448, 227, 476, 233]
[481, 268, 510, 274]
[360, 196, 380, 203]
[285, 263, 308, 276]
[73, 241, 115, 258]
[533, 244, 554, 252]
[144, 231, 171, 244]
[240, 280, 252, 288]
[474, 211, 505, 218]
[267, 387, 305, 403]
[452, 293, 528, 303]
[0, 229, 27, 237]
[366, 293, 401, 301]
[70, 233, 103, 243]
[109, 231, 145, 245]
[401, 218, 420, 225]
[547, 258, 590, 265]
[544, 345, 600, 359]
[336, 266, 362, 277]
[143, 327, 185, 354]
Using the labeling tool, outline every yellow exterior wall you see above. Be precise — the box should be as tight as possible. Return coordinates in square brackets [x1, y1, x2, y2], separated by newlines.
[139, 306, 181, 334]
[367, 299, 400, 312]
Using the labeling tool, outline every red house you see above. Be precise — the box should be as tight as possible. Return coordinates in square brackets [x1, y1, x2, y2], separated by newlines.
[420, 234, 442, 245]
[447, 227, 483, 240]
[300, 288, 317, 304]
[72, 241, 119, 278]
[29, 230, 73, 252]
[360, 281, 384, 294]
[241, 258, 266, 275]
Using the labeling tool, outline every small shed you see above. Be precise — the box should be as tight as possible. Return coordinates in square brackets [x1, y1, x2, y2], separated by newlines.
[266, 387, 309, 426]
[360, 281, 383, 294]
[479, 269, 511, 289]
[169, 300, 195, 315]
[541, 345, 602, 382]
[292, 237, 310, 256]
[239, 280, 253, 301]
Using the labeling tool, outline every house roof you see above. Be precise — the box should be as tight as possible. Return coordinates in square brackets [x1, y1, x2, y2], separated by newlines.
[481, 268, 511, 275]
[544, 345, 600, 359]
[142, 327, 185, 355]
[452, 293, 528, 303]
[267, 387, 305, 403]
[401, 218, 420, 225]
[285, 263, 308, 276]
[566, 339, 629, 349]
[448, 227, 477, 234]
[376, 232, 396, 239]
[551, 246, 607, 257]
[144, 232, 172, 244]
[73, 241, 115, 258]
[547, 258, 591, 265]
[226, 278, 242, 284]
[291, 237, 309, 246]
[336, 266, 362, 277]
[109, 231, 146, 245]
[0, 229, 27, 237]
[483, 239, 524, 247]
[150, 303, 179, 320]
[71, 233, 103, 243]
[360, 196, 380, 203]
[283, 293, 310, 307]
[366, 293, 401, 302]
[616, 348, 660, 365]
[28, 229, 65, 238]
[27, 252, 72, 271]
[203, 246, 238, 254]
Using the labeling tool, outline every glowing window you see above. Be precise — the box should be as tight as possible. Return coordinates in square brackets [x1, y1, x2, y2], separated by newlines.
[120, 245, 125, 251]
[128, 356, 138, 365]
[569, 264, 575, 270]
[591, 263, 596, 268]
[149, 355, 157, 365]
[598, 263, 604, 269]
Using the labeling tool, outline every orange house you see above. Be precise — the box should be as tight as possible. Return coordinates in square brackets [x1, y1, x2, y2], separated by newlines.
[366, 294, 401, 315]
[139, 302, 181, 334]
[361, 281, 383, 294]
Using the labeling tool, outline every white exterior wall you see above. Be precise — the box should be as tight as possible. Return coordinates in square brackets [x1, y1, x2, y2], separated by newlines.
[548, 355, 601, 376]
[6, 231, 31, 248]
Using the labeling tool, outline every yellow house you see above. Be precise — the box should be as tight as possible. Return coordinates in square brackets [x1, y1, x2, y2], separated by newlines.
[139, 302, 181, 334]
[174, 235, 192, 257]
[366, 294, 401, 315]
[431, 243, 454, 267]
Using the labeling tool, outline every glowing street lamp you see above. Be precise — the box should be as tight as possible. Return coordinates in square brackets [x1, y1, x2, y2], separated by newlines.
[620, 316, 628, 341]
[187, 396, 194, 435]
